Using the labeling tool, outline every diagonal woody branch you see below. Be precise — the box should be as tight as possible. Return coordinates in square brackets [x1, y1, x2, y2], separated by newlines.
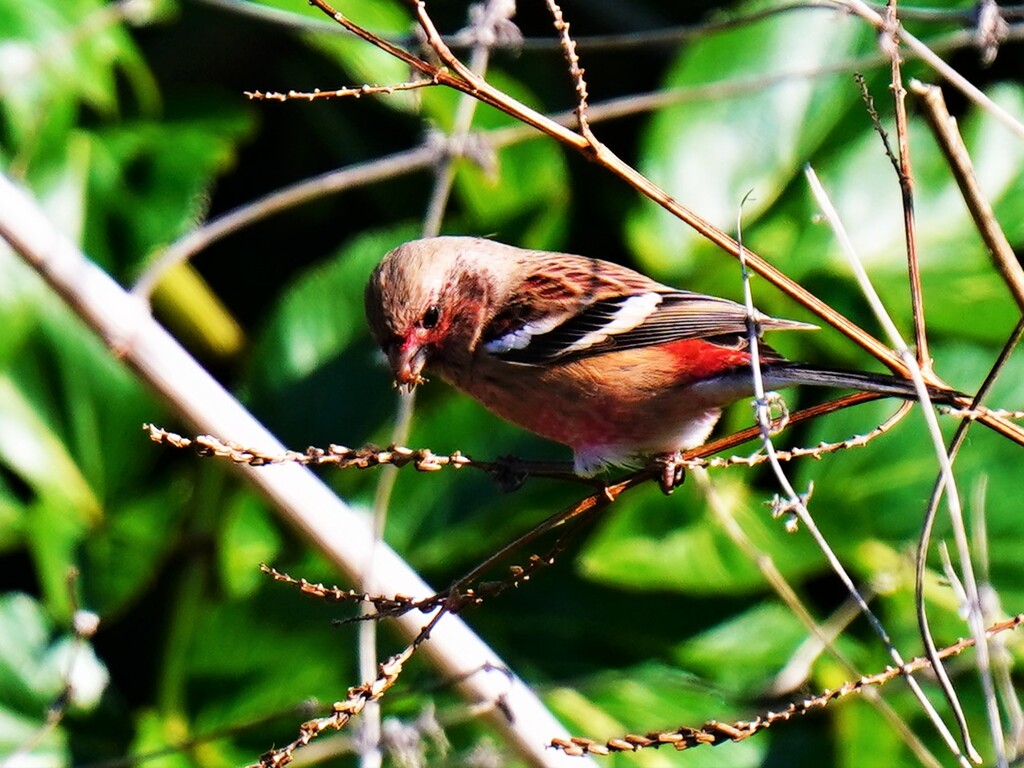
[402, 0, 890, 358]
[0, 171, 590, 768]
[304, 0, 1024, 449]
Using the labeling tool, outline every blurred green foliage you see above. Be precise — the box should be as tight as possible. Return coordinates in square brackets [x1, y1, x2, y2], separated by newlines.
[1, 0, 1023, 766]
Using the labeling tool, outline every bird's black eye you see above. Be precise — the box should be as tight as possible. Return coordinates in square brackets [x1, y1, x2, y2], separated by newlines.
[421, 305, 441, 329]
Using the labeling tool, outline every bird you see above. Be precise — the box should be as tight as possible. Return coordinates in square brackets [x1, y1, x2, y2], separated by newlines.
[365, 236, 956, 479]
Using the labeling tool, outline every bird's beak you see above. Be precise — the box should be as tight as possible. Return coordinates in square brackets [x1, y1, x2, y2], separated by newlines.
[388, 341, 430, 392]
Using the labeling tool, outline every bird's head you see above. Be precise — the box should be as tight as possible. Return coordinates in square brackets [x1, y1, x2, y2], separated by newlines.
[365, 237, 503, 391]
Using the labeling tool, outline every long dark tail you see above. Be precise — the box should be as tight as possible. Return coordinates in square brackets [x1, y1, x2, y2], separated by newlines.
[762, 362, 962, 405]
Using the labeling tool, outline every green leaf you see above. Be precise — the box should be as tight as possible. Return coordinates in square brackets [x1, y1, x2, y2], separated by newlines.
[44, 635, 109, 709]
[25, 499, 91, 619]
[0, 592, 55, 713]
[0, 259, 166, 507]
[750, 85, 1024, 349]
[796, 345, 1024, 557]
[0, 475, 23, 551]
[217, 493, 282, 598]
[83, 488, 187, 616]
[183, 594, 359, 731]
[547, 663, 765, 768]
[0, 375, 100, 524]
[627, 1, 871, 274]
[453, 70, 570, 244]
[920, 84, 1024, 247]
[0, 707, 67, 767]
[130, 710, 194, 768]
[673, 601, 819, 693]
[251, 224, 420, 391]
[832, 686, 910, 768]
[150, 262, 247, 362]
[579, 475, 822, 595]
[0, 593, 108, 715]
[797, 88, 1024, 270]
[0, 0, 159, 172]
[86, 109, 255, 275]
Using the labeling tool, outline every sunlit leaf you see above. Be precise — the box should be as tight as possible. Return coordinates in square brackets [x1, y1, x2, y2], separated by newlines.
[579, 475, 822, 594]
[547, 663, 765, 768]
[627, 2, 871, 275]
[0, 0, 159, 169]
[0, 375, 100, 523]
[130, 710, 194, 768]
[0, 593, 108, 714]
[83, 488, 188, 616]
[0, 707, 67, 767]
[674, 601, 821, 693]
[151, 262, 246, 361]
[0, 593, 54, 712]
[218, 492, 282, 598]
[86, 109, 255, 275]
[250, 224, 420, 392]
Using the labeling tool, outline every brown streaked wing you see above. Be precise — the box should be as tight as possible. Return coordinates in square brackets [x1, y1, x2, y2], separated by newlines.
[489, 289, 814, 365]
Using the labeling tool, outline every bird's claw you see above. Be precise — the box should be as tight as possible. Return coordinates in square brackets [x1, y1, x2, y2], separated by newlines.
[490, 456, 529, 492]
[655, 453, 686, 495]
[393, 374, 428, 394]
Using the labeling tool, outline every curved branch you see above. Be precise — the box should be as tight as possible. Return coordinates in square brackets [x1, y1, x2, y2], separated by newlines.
[0, 172, 591, 768]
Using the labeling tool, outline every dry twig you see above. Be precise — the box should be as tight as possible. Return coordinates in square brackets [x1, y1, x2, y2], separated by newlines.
[550, 615, 1024, 757]
[912, 80, 1024, 312]
[244, 78, 438, 101]
[254, 646, 415, 768]
[874, 6, 977, 759]
[298, 0, 1024, 456]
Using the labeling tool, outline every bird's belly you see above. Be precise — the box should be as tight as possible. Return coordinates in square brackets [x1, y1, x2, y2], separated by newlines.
[447, 355, 729, 473]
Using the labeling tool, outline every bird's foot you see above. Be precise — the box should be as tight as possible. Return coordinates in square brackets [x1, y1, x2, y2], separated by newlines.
[488, 456, 594, 491]
[653, 452, 687, 495]
[489, 456, 531, 492]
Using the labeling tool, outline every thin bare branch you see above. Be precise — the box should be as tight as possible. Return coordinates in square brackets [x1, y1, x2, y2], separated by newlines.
[915, 317, 1024, 768]
[550, 614, 1024, 757]
[3, 571, 101, 767]
[836, 0, 1024, 141]
[694, 471, 941, 768]
[0, 172, 589, 768]
[912, 80, 1024, 313]
[686, 402, 911, 468]
[543, 0, 593, 140]
[971, 477, 1024, 759]
[297, 0, 1024, 450]
[191, 0, 1024, 52]
[253, 646, 416, 768]
[880, 10, 983, 751]
[882, 2, 930, 367]
[146, 405, 921, 477]
[735, 202, 969, 762]
[133, 22, 1024, 305]
[358, 9, 511, 759]
[245, 78, 438, 102]
[806, 164, 989, 764]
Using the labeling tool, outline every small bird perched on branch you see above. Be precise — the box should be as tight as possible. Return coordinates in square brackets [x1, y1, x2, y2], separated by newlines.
[365, 236, 955, 480]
